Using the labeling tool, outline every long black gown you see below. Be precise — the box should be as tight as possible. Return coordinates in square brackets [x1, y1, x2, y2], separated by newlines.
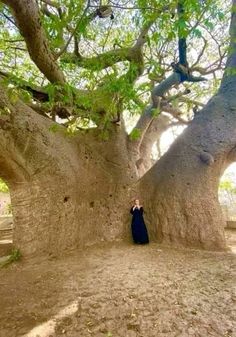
[130, 206, 149, 244]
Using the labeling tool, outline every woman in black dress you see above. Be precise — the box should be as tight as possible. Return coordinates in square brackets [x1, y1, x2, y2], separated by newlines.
[130, 199, 149, 244]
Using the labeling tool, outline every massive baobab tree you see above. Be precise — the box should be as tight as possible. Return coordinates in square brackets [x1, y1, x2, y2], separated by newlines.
[0, 0, 232, 255]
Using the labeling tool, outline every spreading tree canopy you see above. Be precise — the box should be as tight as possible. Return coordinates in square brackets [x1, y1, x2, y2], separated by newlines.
[0, 0, 229, 136]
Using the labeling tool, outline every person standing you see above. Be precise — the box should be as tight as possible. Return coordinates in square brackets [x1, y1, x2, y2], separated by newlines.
[130, 199, 149, 244]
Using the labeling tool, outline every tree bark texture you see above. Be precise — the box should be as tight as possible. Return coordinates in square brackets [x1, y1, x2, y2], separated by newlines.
[0, 86, 137, 256]
[138, 88, 236, 250]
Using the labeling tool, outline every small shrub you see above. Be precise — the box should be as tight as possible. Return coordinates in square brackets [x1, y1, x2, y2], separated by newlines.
[0, 178, 9, 193]
[0, 248, 22, 268]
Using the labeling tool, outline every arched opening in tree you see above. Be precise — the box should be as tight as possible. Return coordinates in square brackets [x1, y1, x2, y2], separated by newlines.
[0, 177, 13, 257]
[219, 163, 236, 253]
[126, 111, 188, 177]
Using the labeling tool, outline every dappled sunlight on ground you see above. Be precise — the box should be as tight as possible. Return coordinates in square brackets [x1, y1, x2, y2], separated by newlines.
[0, 239, 235, 337]
[23, 301, 78, 337]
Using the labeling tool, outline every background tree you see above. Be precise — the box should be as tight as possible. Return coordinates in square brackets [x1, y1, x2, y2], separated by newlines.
[0, 0, 232, 255]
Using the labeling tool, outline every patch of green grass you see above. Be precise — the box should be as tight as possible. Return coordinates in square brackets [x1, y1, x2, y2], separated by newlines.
[0, 248, 22, 268]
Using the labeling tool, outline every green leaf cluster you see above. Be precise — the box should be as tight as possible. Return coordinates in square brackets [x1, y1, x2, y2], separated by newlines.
[0, 178, 9, 193]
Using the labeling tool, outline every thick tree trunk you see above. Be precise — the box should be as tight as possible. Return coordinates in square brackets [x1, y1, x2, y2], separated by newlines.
[138, 88, 236, 250]
[128, 113, 173, 178]
[0, 87, 136, 256]
[138, 114, 171, 176]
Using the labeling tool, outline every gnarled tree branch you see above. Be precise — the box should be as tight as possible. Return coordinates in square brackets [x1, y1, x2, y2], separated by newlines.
[2, 0, 65, 84]
[130, 72, 183, 152]
[62, 47, 132, 71]
[0, 70, 49, 101]
[55, 4, 98, 59]
[61, 11, 159, 73]
[136, 113, 172, 176]
[129, 0, 207, 155]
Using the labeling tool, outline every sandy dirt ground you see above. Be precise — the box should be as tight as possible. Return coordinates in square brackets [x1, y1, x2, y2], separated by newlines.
[0, 232, 236, 337]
